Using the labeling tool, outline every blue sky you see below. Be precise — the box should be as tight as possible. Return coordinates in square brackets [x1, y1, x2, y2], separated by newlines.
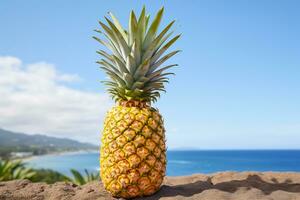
[0, 0, 299, 149]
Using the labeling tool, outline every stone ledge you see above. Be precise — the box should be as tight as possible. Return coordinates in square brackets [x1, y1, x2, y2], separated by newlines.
[1, 172, 300, 200]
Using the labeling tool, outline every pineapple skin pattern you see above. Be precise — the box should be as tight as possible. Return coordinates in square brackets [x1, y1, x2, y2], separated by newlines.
[100, 105, 166, 198]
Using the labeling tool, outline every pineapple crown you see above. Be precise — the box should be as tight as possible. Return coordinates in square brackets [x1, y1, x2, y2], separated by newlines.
[94, 6, 180, 103]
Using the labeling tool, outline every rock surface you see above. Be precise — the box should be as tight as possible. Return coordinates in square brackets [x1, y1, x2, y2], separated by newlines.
[1, 172, 300, 200]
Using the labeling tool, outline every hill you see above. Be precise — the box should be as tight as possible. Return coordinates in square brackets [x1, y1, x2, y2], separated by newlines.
[0, 128, 98, 158]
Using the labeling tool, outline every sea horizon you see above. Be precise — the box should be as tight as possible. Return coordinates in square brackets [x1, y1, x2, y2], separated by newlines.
[26, 150, 300, 177]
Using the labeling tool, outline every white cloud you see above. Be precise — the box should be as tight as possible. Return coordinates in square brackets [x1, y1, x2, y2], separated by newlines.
[0, 56, 112, 144]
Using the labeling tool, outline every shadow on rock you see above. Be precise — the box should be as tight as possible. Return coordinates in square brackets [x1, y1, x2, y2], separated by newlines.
[137, 175, 300, 200]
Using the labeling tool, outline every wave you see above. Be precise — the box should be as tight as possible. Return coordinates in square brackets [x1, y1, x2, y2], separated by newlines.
[169, 160, 192, 164]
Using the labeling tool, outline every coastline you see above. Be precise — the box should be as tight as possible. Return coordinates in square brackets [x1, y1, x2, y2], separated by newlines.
[21, 149, 99, 162]
[22, 150, 300, 176]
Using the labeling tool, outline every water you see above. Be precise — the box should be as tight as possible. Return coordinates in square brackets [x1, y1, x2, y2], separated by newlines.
[26, 150, 300, 176]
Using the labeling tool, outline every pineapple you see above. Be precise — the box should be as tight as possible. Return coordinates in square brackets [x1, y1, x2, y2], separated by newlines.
[94, 6, 180, 198]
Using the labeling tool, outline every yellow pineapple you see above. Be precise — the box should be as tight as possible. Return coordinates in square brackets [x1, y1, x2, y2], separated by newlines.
[94, 6, 180, 198]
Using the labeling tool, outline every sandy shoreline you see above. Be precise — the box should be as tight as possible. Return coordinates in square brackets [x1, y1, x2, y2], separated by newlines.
[1, 172, 300, 200]
[20, 149, 99, 162]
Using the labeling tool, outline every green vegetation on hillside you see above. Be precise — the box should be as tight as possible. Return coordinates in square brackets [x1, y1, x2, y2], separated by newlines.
[0, 128, 98, 159]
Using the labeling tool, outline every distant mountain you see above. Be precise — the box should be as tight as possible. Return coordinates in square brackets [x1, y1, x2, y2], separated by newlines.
[0, 128, 98, 158]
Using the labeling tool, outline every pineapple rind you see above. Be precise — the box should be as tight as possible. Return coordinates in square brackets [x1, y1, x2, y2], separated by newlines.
[100, 105, 166, 198]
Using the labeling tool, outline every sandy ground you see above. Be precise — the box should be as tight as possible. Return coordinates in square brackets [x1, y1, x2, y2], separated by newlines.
[1, 172, 300, 200]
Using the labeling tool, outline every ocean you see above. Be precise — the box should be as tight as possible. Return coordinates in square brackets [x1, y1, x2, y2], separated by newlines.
[26, 150, 300, 176]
